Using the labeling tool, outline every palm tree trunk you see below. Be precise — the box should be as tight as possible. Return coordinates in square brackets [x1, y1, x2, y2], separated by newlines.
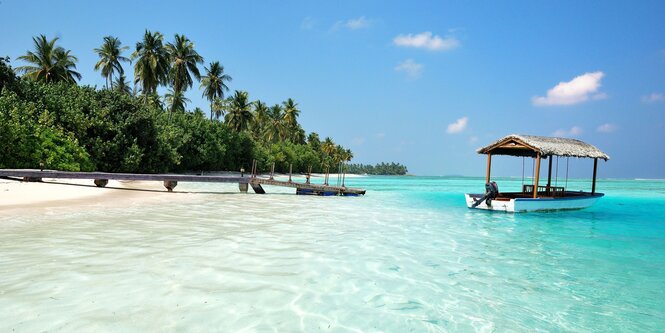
[210, 101, 213, 120]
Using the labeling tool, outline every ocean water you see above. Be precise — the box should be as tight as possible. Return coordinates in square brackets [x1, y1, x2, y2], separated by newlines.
[1, 176, 664, 332]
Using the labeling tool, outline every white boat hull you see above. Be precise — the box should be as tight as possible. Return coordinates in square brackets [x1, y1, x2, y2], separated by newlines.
[464, 193, 603, 213]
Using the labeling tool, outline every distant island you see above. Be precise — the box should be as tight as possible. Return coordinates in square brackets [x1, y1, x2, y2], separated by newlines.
[346, 162, 408, 175]
[0, 32, 353, 174]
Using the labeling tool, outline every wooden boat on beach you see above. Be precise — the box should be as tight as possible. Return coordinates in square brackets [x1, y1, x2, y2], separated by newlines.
[465, 134, 609, 212]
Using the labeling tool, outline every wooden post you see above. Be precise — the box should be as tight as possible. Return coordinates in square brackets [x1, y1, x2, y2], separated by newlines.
[325, 166, 329, 185]
[342, 164, 346, 187]
[306, 165, 311, 184]
[288, 163, 292, 183]
[22, 177, 42, 182]
[94, 179, 109, 187]
[485, 153, 492, 183]
[546, 156, 553, 194]
[164, 180, 177, 192]
[533, 153, 541, 198]
[592, 158, 598, 194]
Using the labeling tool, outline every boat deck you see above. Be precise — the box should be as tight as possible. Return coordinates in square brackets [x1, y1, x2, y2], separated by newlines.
[486, 190, 598, 201]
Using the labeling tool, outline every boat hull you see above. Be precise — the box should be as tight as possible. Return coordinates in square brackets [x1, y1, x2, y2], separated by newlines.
[464, 193, 604, 213]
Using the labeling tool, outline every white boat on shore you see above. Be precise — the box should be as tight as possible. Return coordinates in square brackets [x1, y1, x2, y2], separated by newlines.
[466, 134, 610, 213]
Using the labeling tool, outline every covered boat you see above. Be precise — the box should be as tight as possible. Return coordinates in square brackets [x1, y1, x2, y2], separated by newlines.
[465, 134, 610, 212]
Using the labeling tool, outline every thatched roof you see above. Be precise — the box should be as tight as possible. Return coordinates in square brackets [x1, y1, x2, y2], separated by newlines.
[477, 134, 610, 160]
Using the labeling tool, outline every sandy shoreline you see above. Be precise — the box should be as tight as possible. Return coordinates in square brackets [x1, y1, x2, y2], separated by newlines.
[0, 178, 172, 214]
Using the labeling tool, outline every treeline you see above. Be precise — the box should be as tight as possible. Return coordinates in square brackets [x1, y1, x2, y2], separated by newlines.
[346, 162, 408, 175]
[0, 32, 354, 173]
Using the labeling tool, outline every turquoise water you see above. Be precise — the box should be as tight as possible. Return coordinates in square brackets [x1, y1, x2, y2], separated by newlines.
[1, 176, 664, 332]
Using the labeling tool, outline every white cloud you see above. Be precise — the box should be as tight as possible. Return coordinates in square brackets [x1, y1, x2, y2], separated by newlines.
[394, 59, 424, 80]
[552, 126, 583, 137]
[352, 137, 365, 146]
[301, 17, 315, 30]
[597, 123, 617, 133]
[376, 132, 386, 139]
[469, 136, 479, 144]
[331, 16, 372, 31]
[532, 71, 606, 106]
[641, 92, 664, 103]
[346, 16, 371, 29]
[393, 32, 459, 51]
[447, 117, 468, 134]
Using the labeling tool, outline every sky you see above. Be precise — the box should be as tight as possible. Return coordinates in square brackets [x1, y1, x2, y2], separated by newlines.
[1, 0, 664, 178]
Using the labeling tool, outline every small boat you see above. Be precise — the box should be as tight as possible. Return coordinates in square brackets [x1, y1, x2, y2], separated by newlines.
[465, 134, 609, 212]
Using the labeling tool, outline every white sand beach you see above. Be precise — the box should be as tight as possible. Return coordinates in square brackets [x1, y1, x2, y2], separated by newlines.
[0, 178, 168, 213]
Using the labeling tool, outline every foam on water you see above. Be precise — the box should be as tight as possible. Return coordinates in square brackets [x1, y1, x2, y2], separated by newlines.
[1, 177, 664, 332]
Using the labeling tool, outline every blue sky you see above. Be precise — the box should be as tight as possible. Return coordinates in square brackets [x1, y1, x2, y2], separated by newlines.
[1, 0, 664, 178]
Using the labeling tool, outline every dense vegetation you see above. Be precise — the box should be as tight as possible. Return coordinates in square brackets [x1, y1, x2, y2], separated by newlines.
[346, 162, 408, 175]
[0, 32, 357, 173]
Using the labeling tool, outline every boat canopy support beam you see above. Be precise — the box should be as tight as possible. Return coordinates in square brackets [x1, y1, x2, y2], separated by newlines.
[485, 153, 492, 183]
[533, 153, 541, 199]
[546, 156, 553, 190]
[592, 158, 598, 194]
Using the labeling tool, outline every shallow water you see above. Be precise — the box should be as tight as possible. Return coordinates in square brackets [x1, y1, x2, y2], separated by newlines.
[1, 176, 664, 332]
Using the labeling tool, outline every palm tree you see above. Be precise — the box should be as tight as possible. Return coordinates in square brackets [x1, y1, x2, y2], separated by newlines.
[17, 35, 81, 84]
[52, 49, 82, 84]
[307, 132, 321, 149]
[282, 98, 300, 129]
[344, 149, 354, 162]
[320, 137, 336, 171]
[333, 145, 346, 164]
[93, 36, 129, 89]
[252, 100, 269, 138]
[165, 88, 190, 114]
[225, 90, 253, 132]
[146, 92, 164, 111]
[192, 107, 206, 118]
[211, 97, 228, 120]
[132, 30, 169, 100]
[321, 137, 336, 156]
[264, 104, 285, 143]
[291, 125, 306, 144]
[166, 34, 203, 95]
[200, 61, 232, 120]
[113, 74, 132, 94]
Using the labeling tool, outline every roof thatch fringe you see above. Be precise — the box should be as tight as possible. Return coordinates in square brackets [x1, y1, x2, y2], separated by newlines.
[477, 134, 610, 160]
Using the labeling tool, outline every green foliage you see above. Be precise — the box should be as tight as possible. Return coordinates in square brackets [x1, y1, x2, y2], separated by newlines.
[0, 57, 18, 93]
[37, 127, 94, 171]
[346, 162, 408, 175]
[0, 88, 92, 171]
[3, 32, 358, 175]
[93, 36, 129, 89]
[225, 90, 253, 132]
[166, 34, 204, 94]
[200, 61, 231, 120]
[16, 35, 81, 84]
[252, 141, 322, 173]
[132, 30, 169, 97]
